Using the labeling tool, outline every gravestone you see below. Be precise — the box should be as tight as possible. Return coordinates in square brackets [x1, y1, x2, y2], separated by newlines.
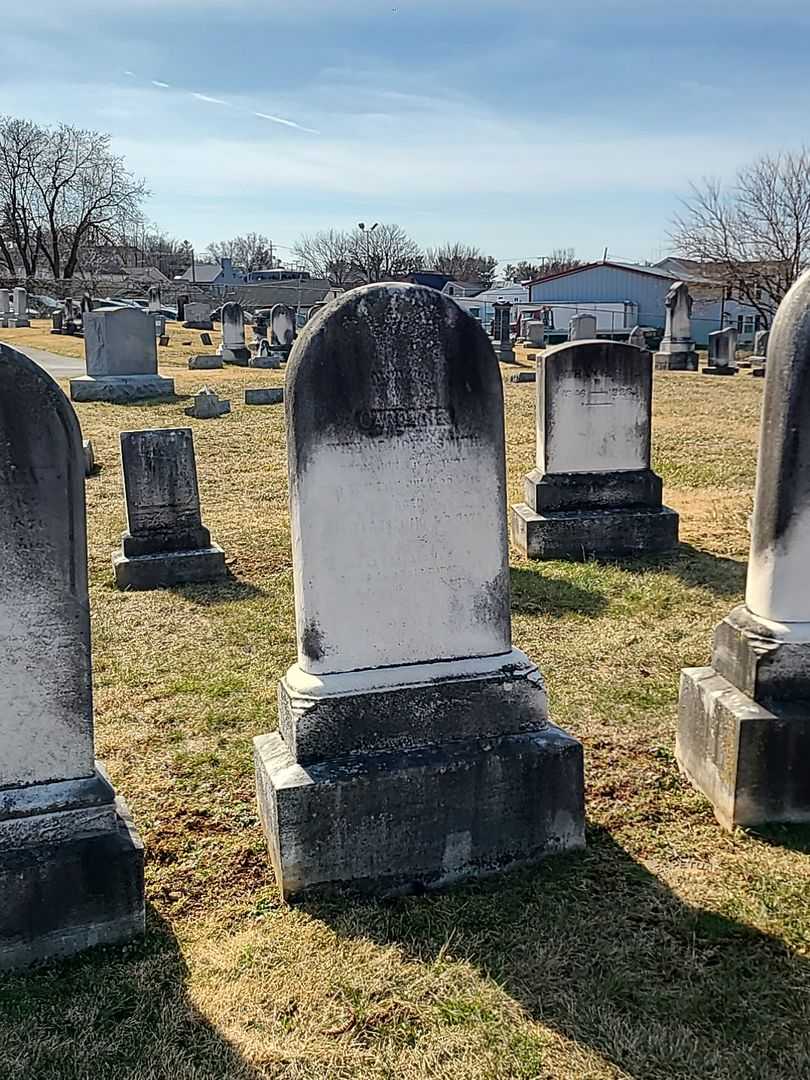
[11, 287, 29, 327]
[51, 309, 64, 334]
[200, 332, 213, 346]
[510, 370, 536, 383]
[270, 304, 296, 359]
[70, 308, 175, 403]
[188, 353, 223, 370]
[253, 310, 269, 341]
[220, 301, 251, 365]
[153, 315, 167, 338]
[250, 339, 281, 368]
[184, 386, 230, 419]
[654, 281, 698, 371]
[183, 301, 213, 330]
[245, 387, 284, 405]
[0, 288, 9, 328]
[0, 343, 144, 970]
[253, 283, 585, 901]
[306, 302, 326, 322]
[750, 329, 769, 377]
[526, 320, 545, 347]
[492, 299, 514, 362]
[705, 326, 738, 375]
[113, 427, 226, 590]
[82, 437, 95, 476]
[628, 325, 647, 350]
[81, 293, 93, 313]
[176, 293, 189, 322]
[511, 341, 679, 559]
[147, 285, 161, 313]
[677, 271, 810, 828]
[569, 313, 597, 340]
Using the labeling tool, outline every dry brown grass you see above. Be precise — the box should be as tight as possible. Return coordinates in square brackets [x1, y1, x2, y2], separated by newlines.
[1, 323, 808, 1080]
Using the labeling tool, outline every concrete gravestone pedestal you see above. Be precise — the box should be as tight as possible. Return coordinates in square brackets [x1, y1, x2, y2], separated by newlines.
[511, 341, 679, 559]
[113, 428, 226, 590]
[705, 326, 738, 375]
[11, 287, 30, 327]
[676, 272, 810, 828]
[69, 308, 175, 403]
[569, 313, 596, 341]
[253, 284, 585, 901]
[0, 344, 144, 970]
[654, 281, 698, 371]
[220, 301, 251, 365]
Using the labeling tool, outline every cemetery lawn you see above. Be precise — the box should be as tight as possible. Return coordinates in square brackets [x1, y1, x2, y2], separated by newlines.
[2, 322, 809, 1080]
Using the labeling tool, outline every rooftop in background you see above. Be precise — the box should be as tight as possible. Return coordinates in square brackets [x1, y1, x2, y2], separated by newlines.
[526, 259, 716, 288]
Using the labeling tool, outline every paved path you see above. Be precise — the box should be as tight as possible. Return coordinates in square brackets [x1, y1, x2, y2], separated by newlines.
[0, 340, 85, 380]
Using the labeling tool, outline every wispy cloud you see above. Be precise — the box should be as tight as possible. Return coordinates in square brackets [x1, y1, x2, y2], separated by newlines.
[123, 70, 137, 78]
[151, 80, 171, 88]
[255, 112, 320, 135]
[192, 92, 228, 105]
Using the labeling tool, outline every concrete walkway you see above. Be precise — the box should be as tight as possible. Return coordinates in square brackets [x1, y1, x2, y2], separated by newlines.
[0, 340, 85, 380]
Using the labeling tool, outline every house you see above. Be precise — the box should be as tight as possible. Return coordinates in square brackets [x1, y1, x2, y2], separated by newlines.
[527, 260, 762, 344]
[234, 278, 334, 312]
[442, 281, 484, 299]
[175, 257, 244, 287]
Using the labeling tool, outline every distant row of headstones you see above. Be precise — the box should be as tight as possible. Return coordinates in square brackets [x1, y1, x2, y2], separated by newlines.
[0, 278, 805, 973]
[0, 287, 30, 327]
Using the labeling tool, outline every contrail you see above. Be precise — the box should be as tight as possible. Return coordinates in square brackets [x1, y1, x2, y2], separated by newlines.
[151, 80, 171, 89]
[255, 112, 320, 135]
[193, 93, 229, 106]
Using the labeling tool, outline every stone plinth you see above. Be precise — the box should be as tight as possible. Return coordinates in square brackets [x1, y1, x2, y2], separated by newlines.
[70, 307, 174, 403]
[511, 341, 678, 559]
[0, 344, 143, 970]
[254, 284, 584, 900]
[676, 271, 810, 828]
[188, 354, 223, 370]
[245, 388, 284, 405]
[113, 427, 226, 590]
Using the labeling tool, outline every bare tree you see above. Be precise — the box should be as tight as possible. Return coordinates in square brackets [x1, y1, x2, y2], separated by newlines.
[292, 228, 354, 286]
[350, 223, 422, 282]
[423, 242, 497, 287]
[0, 115, 147, 281]
[205, 232, 277, 271]
[672, 150, 810, 324]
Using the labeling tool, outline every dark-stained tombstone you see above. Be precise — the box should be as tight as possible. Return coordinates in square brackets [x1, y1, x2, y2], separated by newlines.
[183, 301, 213, 330]
[653, 281, 698, 371]
[492, 299, 514, 362]
[270, 303, 296, 358]
[253, 283, 585, 901]
[113, 428, 226, 589]
[69, 307, 175, 403]
[0, 344, 144, 970]
[677, 271, 810, 828]
[511, 340, 678, 559]
[176, 293, 189, 322]
[705, 326, 738, 375]
[220, 301, 251, 365]
[11, 286, 29, 327]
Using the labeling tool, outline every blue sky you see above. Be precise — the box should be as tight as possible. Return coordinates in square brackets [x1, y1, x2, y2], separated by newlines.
[1, 1, 807, 267]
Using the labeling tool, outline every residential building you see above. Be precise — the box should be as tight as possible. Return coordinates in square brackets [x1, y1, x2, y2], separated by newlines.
[175, 257, 244, 287]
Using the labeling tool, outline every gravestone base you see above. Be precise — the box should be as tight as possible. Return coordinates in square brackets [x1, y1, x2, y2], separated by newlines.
[495, 345, 515, 364]
[0, 770, 144, 971]
[221, 346, 252, 366]
[752, 365, 766, 378]
[113, 543, 226, 590]
[69, 374, 175, 403]
[736, 359, 752, 369]
[702, 365, 738, 376]
[188, 354, 223, 370]
[245, 388, 283, 406]
[254, 653, 585, 900]
[653, 348, 698, 371]
[509, 371, 536, 383]
[184, 320, 213, 331]
[9, 318, 30, 328]
[511, 503, 679, 559]
[250, 354, 281, 369]
[676, 605, 810, 829]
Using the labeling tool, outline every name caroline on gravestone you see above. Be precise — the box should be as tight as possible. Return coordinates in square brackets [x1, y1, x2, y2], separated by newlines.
[254, 283, 585, 901]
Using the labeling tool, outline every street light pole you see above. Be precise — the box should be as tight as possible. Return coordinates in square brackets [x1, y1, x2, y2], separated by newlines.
[358, 222, 379, 283]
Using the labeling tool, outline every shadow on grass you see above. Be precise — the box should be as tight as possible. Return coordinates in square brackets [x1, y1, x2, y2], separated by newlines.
[0, 906, 264, 1080]
[748, 823, 810, 855]
[577, 543, 746, 600]
[305, 827, 809, 1079]
[510, 566, 607, 616]
[170, 573, 265, 605]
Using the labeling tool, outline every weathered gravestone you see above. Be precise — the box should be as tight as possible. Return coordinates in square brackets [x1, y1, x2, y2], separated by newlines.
[113, 427, 226, 590]
[250, 338, 281, 369]
[0, 343, 144, 970]
[511, 340, 679, 559]
[306, 302, 326, 322]
[69, 307, 175, 403]
[51, 309, 64, 334]
[270, 304, 296, 359]
[676, 272, 810, 828]
[11, 287, 29, 328]
[628, 325, 647, 350]
[569, 312, 597, 340]
[654, 281, 698, 371]
[176, 293, 189, 322]
[253, 283, 585, 900]
[705, 326, 738, 375]
[147, 285, 161, 313]
[183, 301, 213, 330]
[750, 329, 769, 377]
[0, 289, 9, 328]
[245, 387, 283, 405]
[525, 320, 546, 347]
[492, 299, 515, 362]
[184, 386, 230, 419]
[188, 353, 223, 370]
[220, 301, 251, 365]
